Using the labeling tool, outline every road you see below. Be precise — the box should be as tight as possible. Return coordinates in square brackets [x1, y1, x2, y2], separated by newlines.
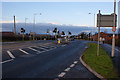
[2, 40, 100, 79]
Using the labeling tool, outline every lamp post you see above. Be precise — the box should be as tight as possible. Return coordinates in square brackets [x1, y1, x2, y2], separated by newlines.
[88, 13, 96, 35]
[33, 13, 42, 40]
[25, 18, 28, 28]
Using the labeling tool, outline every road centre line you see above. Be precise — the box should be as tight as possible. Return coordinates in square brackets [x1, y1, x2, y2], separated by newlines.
[58, 60, 78, 78]
[64, 67, 71, 72]
[70, 64, 75, 68]
[7, 51, 15, 59]
[74, 61, 78, 64]
[19, 49, 29, 54]
[1, 59, 13, 64]
[58, 72, 66, 77]
[28, 47, 41, 53]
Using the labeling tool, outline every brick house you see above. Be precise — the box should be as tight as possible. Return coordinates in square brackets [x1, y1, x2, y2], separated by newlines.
[0, 32, 15, 37]
[91, 32, 119, 41]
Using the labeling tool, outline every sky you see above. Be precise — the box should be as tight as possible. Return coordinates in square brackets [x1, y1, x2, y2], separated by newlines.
[2, 2, 118, 27]
[118, 1, 120, 28]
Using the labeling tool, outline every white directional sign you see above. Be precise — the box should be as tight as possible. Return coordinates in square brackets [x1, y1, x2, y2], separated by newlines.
[97, 13, 117, 27]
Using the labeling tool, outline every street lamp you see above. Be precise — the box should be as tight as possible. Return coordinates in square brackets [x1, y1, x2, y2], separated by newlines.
[88, 13, 96, 35]
[33, 13, 42, 40]
[33, 13, 42, 28]
[25, 18, 28, 28]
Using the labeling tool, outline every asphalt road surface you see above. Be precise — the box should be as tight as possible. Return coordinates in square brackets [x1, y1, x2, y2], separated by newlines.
[2, 40, 100, 80]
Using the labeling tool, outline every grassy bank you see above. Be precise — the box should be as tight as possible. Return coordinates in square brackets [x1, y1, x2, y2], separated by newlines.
[82, 43, 119, 79]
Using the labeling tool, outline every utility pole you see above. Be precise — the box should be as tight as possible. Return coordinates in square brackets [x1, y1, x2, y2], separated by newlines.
[97, 10, 101, 56]
[14, 15, 16, 34]
[111, 0, 116, 57]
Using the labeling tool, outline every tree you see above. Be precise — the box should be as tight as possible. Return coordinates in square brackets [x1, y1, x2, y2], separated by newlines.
[79, 32, 87, 39]
[88, 32, 91, 40]
[68, 31, 72, 35]
[20, 28, 25, 41]
[53, 27, 57, 39]
[61, 31, 65, 35]
[53, 27, 57, 34]
[46, 29, 50, 34]
[57, 30, 60, 35]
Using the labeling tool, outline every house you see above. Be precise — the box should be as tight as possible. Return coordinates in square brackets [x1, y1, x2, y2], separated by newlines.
[91, 32, 119, 41]
[0, 32, 15, 37]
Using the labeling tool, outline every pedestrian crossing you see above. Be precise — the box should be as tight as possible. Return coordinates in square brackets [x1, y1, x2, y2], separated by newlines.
[2, 43, 61, 64]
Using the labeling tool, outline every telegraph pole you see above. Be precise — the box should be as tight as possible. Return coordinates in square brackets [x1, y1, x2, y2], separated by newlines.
[14, 15, 16, 34]
[111, 0, 116, 57]
[97, 10, 101, 56]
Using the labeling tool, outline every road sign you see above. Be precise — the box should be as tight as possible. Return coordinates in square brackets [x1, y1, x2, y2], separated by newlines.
[97, 13, 117, 27]
[112, 27, 116, 32]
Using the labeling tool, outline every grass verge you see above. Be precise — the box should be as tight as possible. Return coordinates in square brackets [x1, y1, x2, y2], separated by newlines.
[82, 43, 119, 79]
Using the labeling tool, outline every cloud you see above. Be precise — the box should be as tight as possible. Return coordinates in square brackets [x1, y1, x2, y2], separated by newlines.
[0, 20, 19, 23]
[48, 22, 61, 25]
[73, 24, 93, 27]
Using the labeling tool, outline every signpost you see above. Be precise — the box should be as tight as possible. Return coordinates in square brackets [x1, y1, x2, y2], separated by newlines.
[97, 0, 117, 57]
[97, 14, 117, 27]
[112, 0, 116, 57]
[97, 10, 101, 56]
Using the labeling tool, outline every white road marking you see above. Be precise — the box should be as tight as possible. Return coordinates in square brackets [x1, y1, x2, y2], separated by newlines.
[7, 51, 15, 58]
[1, 59, 13, 64]
[19, 49, 29, 54]
[70, 64, 75, 68]
[74, 61, 78, 64]
[58, 72, 66, 77]
[35, 46, 48, 51]
[58, 60, 78, 77]
[105, 44, 120, 52]
[115, 48, 120, 52]
[64, 67, 71, 72]
[61, 45, 66, 47]
[28, 47, 41, 53]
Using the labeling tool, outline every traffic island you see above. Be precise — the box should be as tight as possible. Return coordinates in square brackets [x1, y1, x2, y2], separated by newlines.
[80, 43, 119, 80]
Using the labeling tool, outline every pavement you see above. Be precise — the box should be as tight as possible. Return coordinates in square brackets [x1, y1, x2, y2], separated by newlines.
[101, 43, 120, 77]
[2, 40, 100, 80]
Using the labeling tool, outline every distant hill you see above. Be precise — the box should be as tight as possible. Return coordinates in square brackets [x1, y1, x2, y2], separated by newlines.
[1, 23, 118, 35]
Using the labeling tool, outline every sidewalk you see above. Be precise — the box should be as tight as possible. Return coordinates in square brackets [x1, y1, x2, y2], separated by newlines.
[101, 44, 120, 77]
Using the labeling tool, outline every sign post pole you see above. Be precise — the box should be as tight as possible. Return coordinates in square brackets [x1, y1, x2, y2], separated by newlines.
[97, 10, 101, 56]
[112, 0, 116, 57]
